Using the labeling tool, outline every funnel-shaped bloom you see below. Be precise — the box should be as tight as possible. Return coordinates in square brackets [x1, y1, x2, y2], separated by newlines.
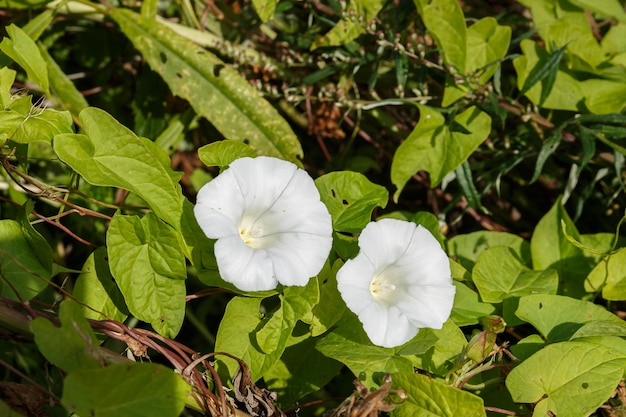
[194, 156, 332, 292]
[337, 219, 455, 348]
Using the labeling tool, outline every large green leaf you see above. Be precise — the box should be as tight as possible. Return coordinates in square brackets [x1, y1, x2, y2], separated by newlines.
[447, 231, 531, 271]
[73, 247, 129, 323]
[450, 281, 495, 327]
[530, 198, 590, 297]
[30, 300, 102, 374]
[197, 140, 257, 170]
[107, 213, 186, 338]
[109, 8, 302, 163]
[392, 372, 486, 417]
[472, 246, 558, 303]
[414, 0, 466, 72]
[515, 294, 625, 342]
[506, 341, 626, 417]
[251, 0, 278, 22]
[315, 171, 388, 233]
[310, 260, 345, 336]
[0, 24, 49, 96]
[54, 107, 184, 226]
[585, 247, 626, 300]
[391, 105, 491, 199]
[62, 363, 190, 417]
[0, 218, 51, 301]
[214, 297, 291, 381]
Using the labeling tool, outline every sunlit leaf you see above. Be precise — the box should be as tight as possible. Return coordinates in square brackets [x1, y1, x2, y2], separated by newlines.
[392, 372, 486, 417]
[0, 24, 49, 95]
[448, 231, 531, 271]
[515, 294, 624, 342]
[506, 341, 626, 417]
[107, 213, 186, 338]
[585, 247, 626, 300]
[109, 8, 303, 163]
[391, 105, 490, 199]
[54, 107, 184, 226]
[315, 171, 388, 233]
[197, 140, 257, 170]
[450, 281, 495, 327]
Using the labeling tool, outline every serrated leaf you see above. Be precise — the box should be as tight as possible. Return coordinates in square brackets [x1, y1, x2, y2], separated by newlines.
[392, 372, 486, 417]
[530, 198, 590, 297]
[0, 24, 49, 96]
[391, 105, 491, 200]
[515, 294, 624, 342]
[109, 8, 302, 163]
[73, 247, 129, 323]
[506, 341, 626, 417]
[473, 246, 558, 303]
[585, 247, 626, 300]
[0, 219, 50, 301]
[414, 0, 466, 72]
[198, 140, 257, 170]
[107, 213, 186, 338]
[315, 171, 388, 233]
[30, 300, 102, 373]
[62, 363, 190, 417]
[54, 107, 184, 226]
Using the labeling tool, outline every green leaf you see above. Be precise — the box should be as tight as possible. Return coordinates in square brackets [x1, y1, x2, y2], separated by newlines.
[310, 260, 345, 336]
[447, 231, 531, 272]
[0, 67, 15, 107]
[252, 0, 278, 22]
[0, 91, 74, 144]
[107, 213, 186, 338]
[54, 107, 184, 226]
[0, 24, 49, 96]
[391, 105, 491, 200]
[215, 297, 290, 381]
[197, 140, 257, 170]
[311, 0, 385, 49]
[581, 78, 626, 114]
[38, 43, 89, 119]
[472, 246, 558, 303]
[409, 320, 468, 376]
[414, 0, 466, 72]
[315, 171, 388, 233]
[315, 311, 437, 387]
[518, 43, 567, 103]
[570, 321, 626, 339]
[0, 399, 26, 417]
[506, 341, 626, 417]
[62, 363, 190, 417]
[515, 294, 625, 342]
[585, 247, 626, 300]
[73, 247, 129, 323]
[513, 39, 584, 111]
[392, 372, 486, 417]
[264, 337, 343, 408]
[568, 0, 626, 23]
[530, 130, 561, 183]
[109, 8, 303, 163]
[30, 300, 102, 373]
[531, 198, 591, 297]
[455, 161, 482, 210]
[0, 219, 51, 301]
[450, 281, 495, 327]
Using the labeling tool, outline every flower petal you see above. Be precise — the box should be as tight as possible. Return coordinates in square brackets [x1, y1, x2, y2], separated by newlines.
[395, 284, 457, 329]
[358, 302, 419, 348]
[214, 235, 277, 291]
[194, 168, 244, 239]
[356, 218, 417, 270]
[336, 256, 377, 314]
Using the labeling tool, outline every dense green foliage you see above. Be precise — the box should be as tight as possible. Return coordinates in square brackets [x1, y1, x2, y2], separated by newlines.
[1, 0, 626, 416]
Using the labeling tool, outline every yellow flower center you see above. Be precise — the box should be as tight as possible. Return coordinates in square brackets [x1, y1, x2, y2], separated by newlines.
[369, 275, 398, 304]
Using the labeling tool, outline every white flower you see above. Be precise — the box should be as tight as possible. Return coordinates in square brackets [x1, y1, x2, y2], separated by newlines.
[193, 156, 333, 292]
[336, 218, 455, 348]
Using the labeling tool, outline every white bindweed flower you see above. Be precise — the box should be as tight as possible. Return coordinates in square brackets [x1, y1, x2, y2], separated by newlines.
[337, 218, 455, 348]
[194, 156, 333, 292]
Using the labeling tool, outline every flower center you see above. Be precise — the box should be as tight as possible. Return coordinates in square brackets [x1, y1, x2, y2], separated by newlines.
[369, 275, 399, 305]
[239, 223, 266, 249]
